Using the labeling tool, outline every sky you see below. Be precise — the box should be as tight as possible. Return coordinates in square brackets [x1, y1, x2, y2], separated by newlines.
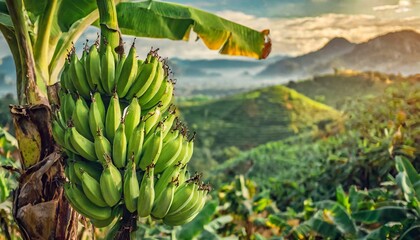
[2, 0, 420, 60]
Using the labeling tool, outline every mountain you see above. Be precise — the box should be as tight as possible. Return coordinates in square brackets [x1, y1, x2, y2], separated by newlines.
[178, 85, 341, 170]
[259, 30, 420, 79]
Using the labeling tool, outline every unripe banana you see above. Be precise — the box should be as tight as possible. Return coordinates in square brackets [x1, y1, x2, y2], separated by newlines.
[100, 155, 122, 207]
[139, 59, 165, 105]
[52, 119, 66, 147]
[65, 160, 81, 185]
[81, 47, 95, 90]
[123, 158, 139, 213]
[161, 112, 177, 140]
[151, 179, 176, 219]
[115, 54, 126, 82]
[128, 119, 145, 167]
[101, 44, 116, 95]
[105, 92, 122, 142]
[137, 166, 155, 217]
[74, 160, 102, 181]
[70, 52, 90, 99]
[154, 133, 183, 173]
[69, 126, 97, 161]
[125, 56, 158, 99]
[87, 43, 105, 93]
[64, 127, 78, 154]
[72, 95, 93, 141]
[159, 81, 175, 113]
[61, 91, 75, 123]
[144, 106, 161, 136]
[112, 117, 127, 168]
[89, 93, 105, 139]
[177, 165, 189, 186]
[164, 186, 207, 226]
[124, 97, 141, 141]
[142, 78, 168, 110]
[181, 138, 195, 165]
[117, 43, 138, 98]
[154, 164, 182, 200]
[91, 204, 123, 228]
[81, 171, 108, 207]
[93, 91, 106, 121]
[60, 60, 74, 92]
[64, 182, 112, 220]
[94, 129, 112, 164]
[167, 182, 197, 216]
[139, 126, 163, 170]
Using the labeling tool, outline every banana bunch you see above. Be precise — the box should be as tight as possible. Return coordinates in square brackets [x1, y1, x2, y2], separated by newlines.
[53, 41, 208, 228]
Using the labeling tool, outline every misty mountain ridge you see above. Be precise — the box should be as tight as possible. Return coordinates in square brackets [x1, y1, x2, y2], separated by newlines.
[259, 30, 420, 79]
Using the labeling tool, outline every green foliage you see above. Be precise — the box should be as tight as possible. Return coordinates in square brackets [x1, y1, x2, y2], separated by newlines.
[179, 85, 340, 166]
[213, 82, 419, 210]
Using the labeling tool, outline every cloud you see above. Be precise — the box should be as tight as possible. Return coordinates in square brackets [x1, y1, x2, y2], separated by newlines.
[215, 11, 420, 57]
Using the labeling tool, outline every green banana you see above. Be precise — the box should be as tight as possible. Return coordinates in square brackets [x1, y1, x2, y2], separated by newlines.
[105, 92, 122, 142]
[61, 91, 75, 123]
[70, 52, 90, 99]
[64, 127, 78, 154]
[128, 120, 145, 167]
[123, 158, 139, 213]
[52, 119, 66, 147]
[137, 166, 155, 217]
[139, 126, 163, 170]
[115, 54, 126, 83]
[89, 93, 105, 139]
[154, 164, 182, 200]
[159, 80, 175, 113]
[166, 182, 197, 216]
[94, 129, 112, 164]
[87, 43, 105, 93]
[65, 160, 81, 185]
[144, 106, 161, 136]
[81, 171, 108, 207]
[125, 55, 158, 99]
[72, 95, 93, 141]
[100, 155, 122, 207]
[93, 91, 106, 121]
[101, 43, 116, 95]
[161, 111, 177, 140]
[73, 160, 102, 181]
[177, 164, 189, 186]
[154, 133, 183, 173]
[81, 47, 95, 90]
[60, 59, 70, 91]
[151, 179, 176, 219]
[64, 182, 112, 220]
[139, 59, 165, 105]
[112, 117, 127, 168]
[181, 138, 195, 165]
[69, 126, 97, 161]
[142, 77, 168, 110]
[124, 97, 141, 141]
[163, 186, 207, 226]
[117, 43, 138, 98]
[91, 204, 123, 228]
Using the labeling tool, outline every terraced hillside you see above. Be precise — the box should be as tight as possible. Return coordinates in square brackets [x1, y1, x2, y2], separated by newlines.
[178, 85, 341, 166]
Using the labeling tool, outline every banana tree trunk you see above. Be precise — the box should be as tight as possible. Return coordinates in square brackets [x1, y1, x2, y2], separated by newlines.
[10, 86, 78, 239]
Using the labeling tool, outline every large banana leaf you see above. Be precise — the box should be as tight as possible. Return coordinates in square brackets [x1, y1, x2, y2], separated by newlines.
[352, 206, 414, 224]
[115, 1, 271, 59]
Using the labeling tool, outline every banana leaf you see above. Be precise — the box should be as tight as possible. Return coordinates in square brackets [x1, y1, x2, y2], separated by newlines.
[115, 1, 270, 59]
[352, 206, 413, 224]
[316, 200, 357, 237]
[399, 225, 420, 240]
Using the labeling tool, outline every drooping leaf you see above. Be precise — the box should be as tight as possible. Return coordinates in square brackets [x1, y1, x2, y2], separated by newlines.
[316, 200, 357, 236]
[56, 0, 97, 32]
[306, 212, 341, 239]
[396, 156, 420, 186]
[352, 206, 413, 224]
[115, 1, 271, 59]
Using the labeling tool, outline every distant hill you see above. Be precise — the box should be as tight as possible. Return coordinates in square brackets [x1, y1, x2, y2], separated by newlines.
[179, 85, 341, 168]
[259, 30, 420, 79]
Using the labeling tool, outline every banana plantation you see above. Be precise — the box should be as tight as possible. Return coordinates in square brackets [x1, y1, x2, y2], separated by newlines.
[0, 0, 419, 239]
